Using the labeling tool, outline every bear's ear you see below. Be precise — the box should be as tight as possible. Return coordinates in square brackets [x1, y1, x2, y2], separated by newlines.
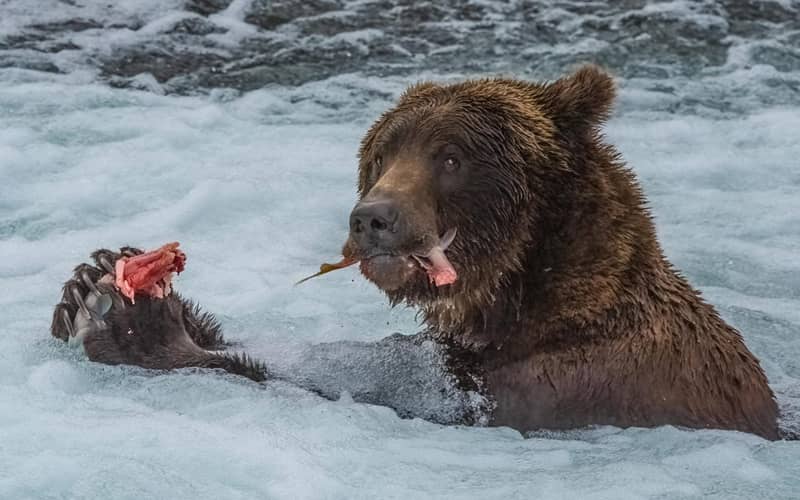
[542, 65, 616, 131]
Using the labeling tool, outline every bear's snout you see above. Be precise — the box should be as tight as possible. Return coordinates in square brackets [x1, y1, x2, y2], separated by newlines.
[349, 198, 404, 253]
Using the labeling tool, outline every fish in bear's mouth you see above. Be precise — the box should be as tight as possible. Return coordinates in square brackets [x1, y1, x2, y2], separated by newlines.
[296, 228, 458, 288]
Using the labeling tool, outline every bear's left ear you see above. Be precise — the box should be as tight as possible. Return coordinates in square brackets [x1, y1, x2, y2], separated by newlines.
[541, 65, 616, 131]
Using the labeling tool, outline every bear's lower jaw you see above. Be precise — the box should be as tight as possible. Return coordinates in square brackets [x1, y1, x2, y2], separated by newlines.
[355, 228, 459, 290]
[360, 255, 418, 291]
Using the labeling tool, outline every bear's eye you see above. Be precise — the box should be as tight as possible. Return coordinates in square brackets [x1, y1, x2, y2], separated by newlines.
[443, 157, 460, 173]
[369, 156, 383, 183]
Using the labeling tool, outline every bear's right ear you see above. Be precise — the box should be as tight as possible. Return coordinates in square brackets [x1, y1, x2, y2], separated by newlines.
[542, 65, 616, 131]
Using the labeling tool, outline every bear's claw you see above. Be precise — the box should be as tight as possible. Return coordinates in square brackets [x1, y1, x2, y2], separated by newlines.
[51, 247, 144, 343]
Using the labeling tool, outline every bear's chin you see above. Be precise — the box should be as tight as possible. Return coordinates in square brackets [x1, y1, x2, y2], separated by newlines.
[359, 255, 419, 292]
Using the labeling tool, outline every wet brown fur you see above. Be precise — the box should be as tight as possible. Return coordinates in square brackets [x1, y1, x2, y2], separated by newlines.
[352, 65, 779, 439]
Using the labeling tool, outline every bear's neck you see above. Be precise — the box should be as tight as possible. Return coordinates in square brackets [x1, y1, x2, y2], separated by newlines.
[426, 151, 666, 355]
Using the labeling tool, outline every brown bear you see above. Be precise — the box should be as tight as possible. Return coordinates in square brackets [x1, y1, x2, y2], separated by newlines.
[51, 65, 780, 439]
[344, 64, 780, 439]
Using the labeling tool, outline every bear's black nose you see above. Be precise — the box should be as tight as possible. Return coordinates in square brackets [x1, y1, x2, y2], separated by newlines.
[349, 199, 401, 250]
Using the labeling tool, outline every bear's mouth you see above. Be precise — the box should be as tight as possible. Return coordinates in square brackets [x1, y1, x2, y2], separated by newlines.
[410, 227, 458, 286]
[359, 228, 458, 290]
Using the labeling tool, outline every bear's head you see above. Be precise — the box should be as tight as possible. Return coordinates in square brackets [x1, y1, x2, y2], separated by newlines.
[343, 65, 621, 335]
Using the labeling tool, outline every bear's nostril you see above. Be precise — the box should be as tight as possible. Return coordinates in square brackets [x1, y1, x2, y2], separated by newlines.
[349, 199, 399, 243]
[371, 218, 388, 232]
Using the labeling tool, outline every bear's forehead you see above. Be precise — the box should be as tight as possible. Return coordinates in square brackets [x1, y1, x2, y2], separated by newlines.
[405, 80, 543, 112]
[388, 82, 549, 132]
[359, 79, 557, 169]
[376, 110, 480, 149]
[376, 102, 517, 150]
